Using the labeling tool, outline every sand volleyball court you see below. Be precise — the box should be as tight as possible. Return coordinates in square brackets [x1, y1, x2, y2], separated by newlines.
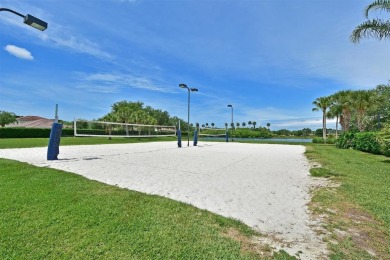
[0, 141, 327, 259]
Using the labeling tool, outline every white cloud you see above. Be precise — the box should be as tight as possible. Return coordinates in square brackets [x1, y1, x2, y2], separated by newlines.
[48, 34, 114, 60]
[75, 84, 121, 94]
[4, 45, 34, 60]
[85, 73, 121, 82]
[77, 72, 177, 93]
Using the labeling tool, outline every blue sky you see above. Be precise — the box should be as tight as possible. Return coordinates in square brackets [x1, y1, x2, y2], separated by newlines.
[0, 0, 389, 130]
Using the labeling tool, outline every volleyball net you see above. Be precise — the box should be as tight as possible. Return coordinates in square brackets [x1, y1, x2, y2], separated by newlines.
[198, 128, 228, 140]
[74, 119, 176, 138]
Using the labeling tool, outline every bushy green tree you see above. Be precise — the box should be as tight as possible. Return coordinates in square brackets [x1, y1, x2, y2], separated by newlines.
[100, 100, 186, 136]
[0, 111, 17, 127]
[274, 129, 290, 136]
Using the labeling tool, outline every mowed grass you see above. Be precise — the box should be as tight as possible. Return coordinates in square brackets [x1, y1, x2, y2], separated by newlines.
[0, 136, 177, 149]
[1, 158, 264, 259]
[2, 137, 389, 258]
[305, 144, 390, 259]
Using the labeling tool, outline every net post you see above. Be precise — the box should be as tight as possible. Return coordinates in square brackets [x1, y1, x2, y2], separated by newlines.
[47, 122, 63, 160]
[225, 125, 229, 142]
[177, 120, 182, 147]
[73, 118, 76, 137]
[48, 107, 63, 160]
[193, 123, 199, 146]
[193, 130, 198, 146]
[177, 129, 182, 147]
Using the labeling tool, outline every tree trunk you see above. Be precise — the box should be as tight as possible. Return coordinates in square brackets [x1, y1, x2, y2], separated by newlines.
[357, 109, 366, 132]
[125, 121, 129, 136]
[342, 108, 351, 132]
[323, 112, 327, 140]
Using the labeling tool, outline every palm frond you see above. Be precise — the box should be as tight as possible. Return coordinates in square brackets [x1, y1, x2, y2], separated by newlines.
[365, 0, 390, 18]
[350, 19, 390, 42]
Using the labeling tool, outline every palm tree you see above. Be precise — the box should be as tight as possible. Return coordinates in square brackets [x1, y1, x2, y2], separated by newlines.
[242, 122, 246, 127]
[202, 124, 205, 128]
[266, 123, 271, 130]
[101, 112, 117, 139]
[327, 95, 342, 139]
[116, 106, 132, 135]
[248, 121, 252, 128]
[205, 123, 209, 128]
[236, 122, 240, 128]
[312, 96, 332, 140]
[336, 90, 354, 132]
[225, 123, 228, 129]
[252, 121, 257, 129]
[374, 83, 390, 128]
[352, 90, 375, 132]
[130, 110, 153, 135]
[211, 122, 215, 128]
[351, 0, 390, 43]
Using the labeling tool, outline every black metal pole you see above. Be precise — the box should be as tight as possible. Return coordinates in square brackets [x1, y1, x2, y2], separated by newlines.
[187, 89, 190, 147]
[231, 106, 234, 142]
[0, 8, 25, 18]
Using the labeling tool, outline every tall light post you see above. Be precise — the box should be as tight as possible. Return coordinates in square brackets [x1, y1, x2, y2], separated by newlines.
[227, 104, 233, 141]
[179, 83, 198, 146]
[0, 8, 48, 31]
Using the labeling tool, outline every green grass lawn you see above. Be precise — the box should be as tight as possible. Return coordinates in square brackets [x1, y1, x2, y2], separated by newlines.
[0, 138, 295, 259]
[305, 144, 390, 259]
[0, 158, 264, 259]
[0, 136, 177, 149]
[1, 138, 389, 258]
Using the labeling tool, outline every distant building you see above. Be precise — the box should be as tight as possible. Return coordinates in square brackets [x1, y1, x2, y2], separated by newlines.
[6, 116, 54, 128]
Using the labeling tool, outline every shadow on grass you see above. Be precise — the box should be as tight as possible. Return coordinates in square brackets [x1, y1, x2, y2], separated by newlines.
[380, 159, 390, 164]
[310, 167, 340, 178]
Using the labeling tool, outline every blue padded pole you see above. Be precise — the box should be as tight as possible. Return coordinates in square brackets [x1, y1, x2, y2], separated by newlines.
[47, 122, 63, 160]
[177, 129, 182, 148]
[193, 130, 198, 146]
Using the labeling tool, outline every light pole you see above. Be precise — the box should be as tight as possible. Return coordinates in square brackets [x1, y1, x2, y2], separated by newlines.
[179, 83, 198, 146]
[227, 104, 233, 141]
[0, 8, 48, 31]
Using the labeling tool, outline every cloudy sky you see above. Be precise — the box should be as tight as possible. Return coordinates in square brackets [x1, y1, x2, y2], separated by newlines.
[0, 0, 389, 130]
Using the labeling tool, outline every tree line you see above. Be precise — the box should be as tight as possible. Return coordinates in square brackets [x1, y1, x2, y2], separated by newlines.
[97, 100, 184, 128]
[312, 83, 390, 140]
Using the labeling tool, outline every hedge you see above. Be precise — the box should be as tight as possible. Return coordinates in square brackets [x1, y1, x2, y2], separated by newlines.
[312, 137, 336, 144]
[335, 131, 389, 157]
[0, 128, 74, 138]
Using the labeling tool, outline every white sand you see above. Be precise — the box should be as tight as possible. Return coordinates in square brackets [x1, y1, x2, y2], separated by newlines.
[0, 141, 327, 258]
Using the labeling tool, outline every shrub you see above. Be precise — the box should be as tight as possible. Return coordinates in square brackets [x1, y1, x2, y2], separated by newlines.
[335, 132, 355, 149]
[378, 138, 390, 157]
[0, 127, 74, 138]
[353, 132, 381, 155]
[377, 124, 390, 156]
[229, 128, 272, 138]
[336, 131, 389, 157]
[312, 137, 324, 143]
[312, 137, 336, 144]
